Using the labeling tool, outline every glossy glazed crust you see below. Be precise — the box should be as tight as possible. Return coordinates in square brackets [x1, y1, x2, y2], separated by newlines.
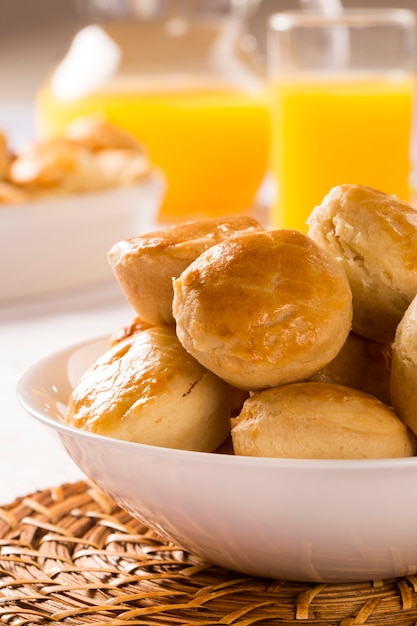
[173, 229, 353, 390]
[308, 184, 417, 344]
[66, 326, 231, 452]
[391, 294, 417, 437]
[232, 382, 416, 459]
[108, 216, 265, 325]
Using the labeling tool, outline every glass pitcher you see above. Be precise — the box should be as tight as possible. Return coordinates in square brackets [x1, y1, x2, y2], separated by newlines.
[35, 0, 271, 221]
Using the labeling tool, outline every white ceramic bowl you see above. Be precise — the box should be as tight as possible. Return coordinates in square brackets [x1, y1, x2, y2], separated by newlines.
[0, 173, 164, 301]
[17, 335, 417, 584]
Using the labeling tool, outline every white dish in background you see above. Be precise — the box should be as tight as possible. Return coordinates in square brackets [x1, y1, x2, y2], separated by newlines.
[17, 335, 417, 584]
[0, 172, 165, 301]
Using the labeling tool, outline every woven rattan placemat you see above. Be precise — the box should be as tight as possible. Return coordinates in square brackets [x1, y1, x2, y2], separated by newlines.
[0, 480, 416, 625]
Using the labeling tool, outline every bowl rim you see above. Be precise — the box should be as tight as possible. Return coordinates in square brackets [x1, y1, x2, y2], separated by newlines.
[0, 169, 165, 217]
[17, 334, 417, 473]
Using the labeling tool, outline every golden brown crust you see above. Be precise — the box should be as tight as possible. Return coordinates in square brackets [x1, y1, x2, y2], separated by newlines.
[64, 115, 145, 153]
[310, 331, 392, 405]
[173, 229, 353, 390]
[9, 139, 93, 191]
[66, 326, 231, 451]
[108, 216, 265, 325]
[110, 316, 155, 346]
[7, 117, 150, 196]
[232, 382, 416, 459]
[87, 149, 149, 187]
[307, 184, 417, 344]
[9, 138, 149, 193]
[391, 294, 417, 437]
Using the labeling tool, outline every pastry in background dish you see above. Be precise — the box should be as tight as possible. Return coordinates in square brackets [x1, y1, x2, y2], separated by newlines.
[108, 216, 265, 326]
[310, 331, 392, 406]
[391, 294, 417, 437]
[66, 326, 231, 452]
[82, 148, 149, 188]
[9, 139, 95, 192]
[307, 184, 417, 344]
[173, 229, 353, 390]
[64, 115, 144, 152]
[6, 116, 150, 197]
[232, 382, 416, 459]
[10, 138, 149, 194]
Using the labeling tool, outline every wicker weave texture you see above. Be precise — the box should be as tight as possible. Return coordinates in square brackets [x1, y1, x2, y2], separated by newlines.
[0, 481, 416, 625]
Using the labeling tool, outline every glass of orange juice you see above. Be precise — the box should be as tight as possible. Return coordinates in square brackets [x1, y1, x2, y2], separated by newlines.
[267, 9, 417, 233]
[36, 0, 271, 222]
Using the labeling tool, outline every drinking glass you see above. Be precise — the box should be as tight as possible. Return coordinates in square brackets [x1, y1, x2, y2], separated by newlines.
[267, 8, 417, 232]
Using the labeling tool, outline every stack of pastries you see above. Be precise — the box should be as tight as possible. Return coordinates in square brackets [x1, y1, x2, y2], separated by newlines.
[0, 116, 150, 205]
[66, 185, 417, 459]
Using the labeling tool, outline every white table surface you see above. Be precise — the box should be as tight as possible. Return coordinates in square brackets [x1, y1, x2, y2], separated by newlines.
[0, 278, 134, 505]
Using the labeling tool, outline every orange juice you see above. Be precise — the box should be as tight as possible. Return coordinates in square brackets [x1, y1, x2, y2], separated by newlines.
[36, 84, 271, 221]
[269, 75, 416, 232]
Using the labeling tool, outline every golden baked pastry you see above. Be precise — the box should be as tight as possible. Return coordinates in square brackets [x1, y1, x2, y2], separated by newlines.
[0, 117, 152, 204]
[64, 115, 144, 152]
[307, 184, 417, 344]
[108, 216, 265, 325]
[9, 139, 93, 192]
[10, 138, 149, 193]
[86, 148, 149, 188]
[310, 331, 392, 405]
[173, 229, 353, 390]
[8, 116, 150, 196]
[66, 326, 231, 451]
[391, 294, 417, 436]
[110, 316, 154, 346]
[232, 382, 416, 459]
